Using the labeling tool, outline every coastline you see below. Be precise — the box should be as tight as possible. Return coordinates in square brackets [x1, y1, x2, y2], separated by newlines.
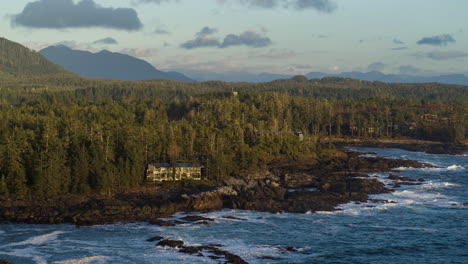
[0, 146, 436, 227]
[333, 138, 468, 155]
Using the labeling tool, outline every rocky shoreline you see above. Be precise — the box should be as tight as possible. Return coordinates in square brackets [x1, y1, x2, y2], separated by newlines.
[0, 148, 434, 226]
[335, 140, 468, 155]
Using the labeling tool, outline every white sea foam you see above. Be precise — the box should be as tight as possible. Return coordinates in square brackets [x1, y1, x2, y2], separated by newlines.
[53, 256, 109, 264]
[447, 165, 465, 171]
[6, 231, 65, 246]
[422, 181, 462, 189]
[393, 167, 413, 170]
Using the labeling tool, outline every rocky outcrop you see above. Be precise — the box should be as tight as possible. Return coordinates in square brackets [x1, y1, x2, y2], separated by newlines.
[0, 148, 433, 225]
[157, 239, 184, 248]
[180, 215, 214, 222]
[147, 236, 165, 242]
[0, 260, 16, 264]
[178, 245, 248, 264]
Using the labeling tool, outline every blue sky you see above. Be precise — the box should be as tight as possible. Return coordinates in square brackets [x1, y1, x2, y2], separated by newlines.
[2, 0, 467, 76]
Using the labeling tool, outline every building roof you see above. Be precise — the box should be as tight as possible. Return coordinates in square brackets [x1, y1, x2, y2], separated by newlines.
[149, 163, 200, 168]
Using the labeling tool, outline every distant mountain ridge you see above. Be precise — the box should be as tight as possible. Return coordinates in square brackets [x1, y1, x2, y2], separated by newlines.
[304, 71, 468, 86]
[178, 69, 468, 86]
[40, 45, 194, 82]
[0, 37, 69, 75]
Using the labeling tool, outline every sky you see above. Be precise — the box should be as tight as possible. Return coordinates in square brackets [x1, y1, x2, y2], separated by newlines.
[1, 0, 468, 76]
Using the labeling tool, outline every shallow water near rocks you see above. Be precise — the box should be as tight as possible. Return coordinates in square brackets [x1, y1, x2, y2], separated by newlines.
[1, 148, 467, 264]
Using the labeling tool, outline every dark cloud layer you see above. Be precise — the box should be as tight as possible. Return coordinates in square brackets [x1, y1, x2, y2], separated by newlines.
[221, 31, 271, 48]
[181, 36, 221, 49]
[416, 34, 455, 46]
[139, 0, 336, 12]
[197, 26, 218, 36]
[93, 37, 118, 45]
[12, 0, 142, 31]
[181, 28, 272, 49]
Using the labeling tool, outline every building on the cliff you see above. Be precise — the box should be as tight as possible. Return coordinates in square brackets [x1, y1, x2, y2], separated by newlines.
[146, 163, 203, 182]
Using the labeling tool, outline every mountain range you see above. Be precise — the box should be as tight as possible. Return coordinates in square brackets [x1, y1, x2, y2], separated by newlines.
[39, 45, 194, 82]
[176, 69, 468, 86]
[1, 36, 467, 86]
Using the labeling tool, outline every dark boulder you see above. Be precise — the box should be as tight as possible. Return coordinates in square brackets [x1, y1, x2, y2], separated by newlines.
[221, 216, 247, 221]
[0, 260, 16, 264]
[157, 239, 184, 248]
[179, 246, 200, 254]
[146, 236, 165, 242]
[194, 221, 210, 226]
[149, 219, 176, 226]
[286, 247, 298, 252]
[388, 174, 416, 182]
[399, 182, 423, 186]
[180, 215, 214, 222]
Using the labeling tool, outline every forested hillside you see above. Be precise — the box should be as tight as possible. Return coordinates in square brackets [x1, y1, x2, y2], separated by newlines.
[0, 38, 466, 198]
[0, 38, 70, 76]
[0, 81, 466, 198]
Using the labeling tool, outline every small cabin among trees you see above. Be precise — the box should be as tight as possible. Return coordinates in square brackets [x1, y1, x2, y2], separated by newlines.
[146, 163, 203, 182]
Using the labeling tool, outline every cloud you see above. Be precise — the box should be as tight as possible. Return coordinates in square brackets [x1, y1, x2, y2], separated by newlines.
[139, 0, 336, 12]
[196, 26, 218, 36]
[120, 47, 160, 57]
[154, 28, 171, 35]
[367, 62, 386, 72]
[137, 0, 169, 3]
[290, 0, 336, 12]
[180, 35, 221, 49]
[416, 34, 455, 46]
[393, 38, 404, 45]
[425, 50, 468, 60]
[12, 0, 142, 31]
[181, 28, 272, 49]
[390, 47, 408, 51]
[221, 31, 271, 48]
[93, 37, 118, 45]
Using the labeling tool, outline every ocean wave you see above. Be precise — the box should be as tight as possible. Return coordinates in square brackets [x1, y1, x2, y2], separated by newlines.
[53, 256, 109, 264]
[6, 231, 66, 246]
[447, 165, 465, 171]
[392, 190, 444, 200]
[421, 181, 462, 189]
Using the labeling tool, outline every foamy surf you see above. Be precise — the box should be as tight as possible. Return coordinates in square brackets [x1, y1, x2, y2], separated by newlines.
[5, 231, 66, 247]
[53, 256, 109, 264]
[447, 165, 465, 170]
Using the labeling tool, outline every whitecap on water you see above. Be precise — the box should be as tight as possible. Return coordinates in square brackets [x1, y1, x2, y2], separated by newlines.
[53, 256, 109, 264]
[422, 181, 462, 189]
[5, 231, 66, 247]
[447, 165, 465, 171]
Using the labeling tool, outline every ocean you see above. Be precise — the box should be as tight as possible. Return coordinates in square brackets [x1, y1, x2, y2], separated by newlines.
[1, 147, 467, 264]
